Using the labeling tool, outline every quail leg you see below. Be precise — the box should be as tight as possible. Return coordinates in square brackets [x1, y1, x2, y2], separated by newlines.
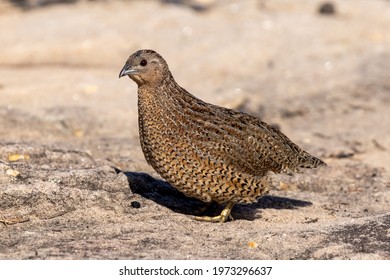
[194, 201, 235, 223]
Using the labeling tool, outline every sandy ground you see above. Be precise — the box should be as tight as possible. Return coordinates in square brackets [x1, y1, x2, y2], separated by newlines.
[0, 0, 389, 259]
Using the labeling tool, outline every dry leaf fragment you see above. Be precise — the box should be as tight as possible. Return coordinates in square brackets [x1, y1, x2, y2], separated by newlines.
[8, 154, 30, 161]
[248, 241, 258, 248]
[73, 129, 84, 138]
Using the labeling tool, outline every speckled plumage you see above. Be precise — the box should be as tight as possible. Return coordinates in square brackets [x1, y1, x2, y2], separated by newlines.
[119, 49, 326, 222]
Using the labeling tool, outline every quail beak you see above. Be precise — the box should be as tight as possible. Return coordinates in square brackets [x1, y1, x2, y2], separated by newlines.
[119, 64, 138, 78]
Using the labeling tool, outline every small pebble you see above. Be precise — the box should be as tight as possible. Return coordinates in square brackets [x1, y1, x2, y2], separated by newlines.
[318, 2, 336, 15]
[131, 201, 141, 208]
[6, 169, 20, 177]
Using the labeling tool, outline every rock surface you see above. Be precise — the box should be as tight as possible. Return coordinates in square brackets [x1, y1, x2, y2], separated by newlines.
[0, 0, 389, 259]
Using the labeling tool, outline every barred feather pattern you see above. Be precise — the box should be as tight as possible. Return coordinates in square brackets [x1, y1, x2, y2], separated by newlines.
[120, 49, 326, 206]
[137, 74, 325, 204]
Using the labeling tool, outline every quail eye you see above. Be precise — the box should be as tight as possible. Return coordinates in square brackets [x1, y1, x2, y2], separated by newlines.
[140, 59, 147, 66]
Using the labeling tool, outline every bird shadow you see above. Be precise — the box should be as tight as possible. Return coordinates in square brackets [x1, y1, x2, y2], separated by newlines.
[118, 169, 312, 221]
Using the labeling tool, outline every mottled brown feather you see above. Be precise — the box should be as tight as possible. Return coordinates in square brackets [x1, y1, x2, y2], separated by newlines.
[119, 49, 326, 206]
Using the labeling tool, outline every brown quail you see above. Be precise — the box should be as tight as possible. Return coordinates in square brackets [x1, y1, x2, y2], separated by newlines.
[119, 49, 326, 223]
